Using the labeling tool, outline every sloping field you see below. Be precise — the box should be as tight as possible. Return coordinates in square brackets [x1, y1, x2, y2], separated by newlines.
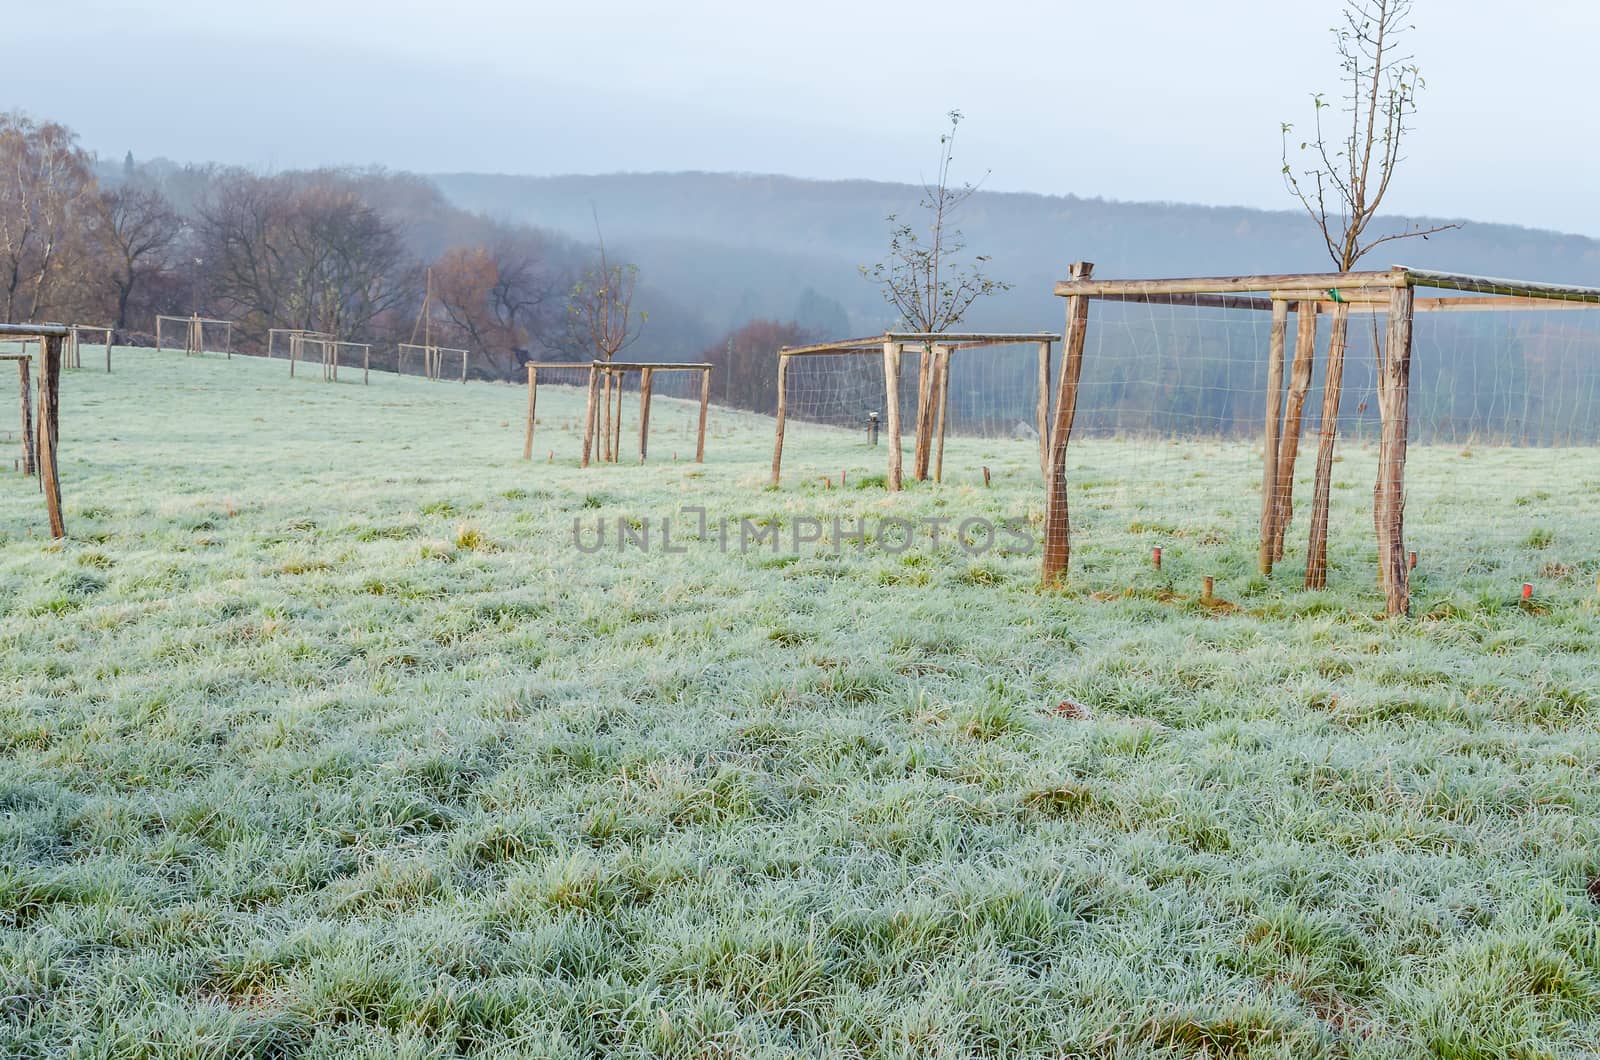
[1, 350, 1597, 1056]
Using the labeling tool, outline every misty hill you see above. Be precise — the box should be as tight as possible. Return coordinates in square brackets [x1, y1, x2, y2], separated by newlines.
[432, 171, 1600, 341]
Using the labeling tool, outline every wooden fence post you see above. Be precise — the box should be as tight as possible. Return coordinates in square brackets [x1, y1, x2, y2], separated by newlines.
[1042, 261, 1093, 584]
[1376, 276, 1415, 615]
[771, 355, 789, 485]
[600, 369, 613, 463]
[696, 365, 710, 464]
[933, 345, 951, 483]
[105, 330, 112, 373]
[611, 370, 624, 463]
[913, 344, 935, 480]
[37, 335, 64, 538]
[580, 363, 600, 468]
[1305, 302, 1352, 588]
[637, 366, 654, 462]
[882, 340, 904, 491]
[523, 365, 537, 460]
[1259, 299, 1289, 574]
[1272, 303, 1317, 561]
[17, 358, 34, 476]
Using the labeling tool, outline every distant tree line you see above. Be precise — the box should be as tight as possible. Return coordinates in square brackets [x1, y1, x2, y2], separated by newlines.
[0, 111, 827, 384]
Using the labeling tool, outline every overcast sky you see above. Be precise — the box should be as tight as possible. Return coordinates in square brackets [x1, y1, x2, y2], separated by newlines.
[11, 0, 1598, 236]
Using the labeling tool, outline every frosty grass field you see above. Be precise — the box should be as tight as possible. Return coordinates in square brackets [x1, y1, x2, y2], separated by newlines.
[1, 347, 1597, 1057]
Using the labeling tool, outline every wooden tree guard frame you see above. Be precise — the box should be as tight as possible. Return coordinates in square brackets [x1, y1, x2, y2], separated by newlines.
[289, 335, 373, 384]
[0, 324, 68, 538]
[770, 331, 1060, 489]
[523, 361, 712, 467]
[156, 314, 234, 358]
[1042, 263, 1600, 615]
[66, 325, 113, 372]
[397, 343, 470, 382]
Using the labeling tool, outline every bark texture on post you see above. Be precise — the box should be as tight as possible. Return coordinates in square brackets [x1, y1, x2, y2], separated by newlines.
[695, 367, 710, 464]
[1272, 303, 1318, 562]
[1305, 302, 1352, 588]
[1376, 281, 1415, 615]
[1258, 300, 1289, 574]
[17, 358, 35, 476]
[882, 341, 904, 492]
[1041, 262, 1093, 584]
[599, 370, 613, 463]
[37, 336, 64, 538]
[913, 345, 935, 481]
[523, 365, 537, 460]
[580, 364, 600, 468]
[770, 355, 789, 485]
[637, 367, 654, 463]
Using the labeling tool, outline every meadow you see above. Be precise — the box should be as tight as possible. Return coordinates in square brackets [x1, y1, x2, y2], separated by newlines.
[1, 348, 1597, 1057]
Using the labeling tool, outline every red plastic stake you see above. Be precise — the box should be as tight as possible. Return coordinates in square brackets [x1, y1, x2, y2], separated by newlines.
[1152, 546, 1162, 571]
[1521, 582, 1534, 600]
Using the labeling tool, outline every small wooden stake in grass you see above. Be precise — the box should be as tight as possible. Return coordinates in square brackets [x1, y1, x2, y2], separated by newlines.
[1152, 546, 1162, 571]
[1202, 575, 1214, 604]
[982, 465, 991, 488]
[1408, 550, 1417, 570]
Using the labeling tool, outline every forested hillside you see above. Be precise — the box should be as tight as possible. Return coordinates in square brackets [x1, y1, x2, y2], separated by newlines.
[433, 170, 1600, 336]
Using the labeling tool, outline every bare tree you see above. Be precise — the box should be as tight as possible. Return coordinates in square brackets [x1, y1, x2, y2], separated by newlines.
[434, 238, 560, 378]
[0, 113, 100, 324]
[1281, 0, 1456, 271]
[198, 172, 415, 348]
[861, 110, 1010, 333]
[567, 217, 645, 462]
[100, 185, 182, 331]
[566, 219, 644, 363]
[1278, 0, 1457, 588]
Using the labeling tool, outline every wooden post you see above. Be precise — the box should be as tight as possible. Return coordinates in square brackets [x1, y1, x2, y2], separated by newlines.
[696, 365, 710, 464]
[611, 370, 624, 463]
[1042, 262, 1093, 584]
[580, 363, 600, 468]
[1258, 300, 1289, 574]
[882, 341, 904, 492]
[37, 335, 64, 539]
[771, 355, 789, 485]
[523, 365, 537, 460]
[461, 349, 468, 384]
[1305, 302, 1352, 589]
[637, 366, 654, 463]
[933, 345, 951, 483]
[17, 358, 34, 476]
[913, 344, 935, 480]
[224, 322, 233, 359]
[363, 345, 370, 385]
[1202, 575, 1215, 603]
[1272, 303, 1317, 562]
[1036, 340, 1052, 476]
[105, 330, 112, 373]
[289, 334, 298, 378]
[600, 368, 613, 463]
[1375, 279, 1415, 616]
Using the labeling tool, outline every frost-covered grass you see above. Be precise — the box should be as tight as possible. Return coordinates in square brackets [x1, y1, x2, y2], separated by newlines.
[1, 349, 1597, 1057]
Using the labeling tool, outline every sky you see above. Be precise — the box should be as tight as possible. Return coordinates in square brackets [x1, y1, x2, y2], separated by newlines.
[10, 0, 1599, 236]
